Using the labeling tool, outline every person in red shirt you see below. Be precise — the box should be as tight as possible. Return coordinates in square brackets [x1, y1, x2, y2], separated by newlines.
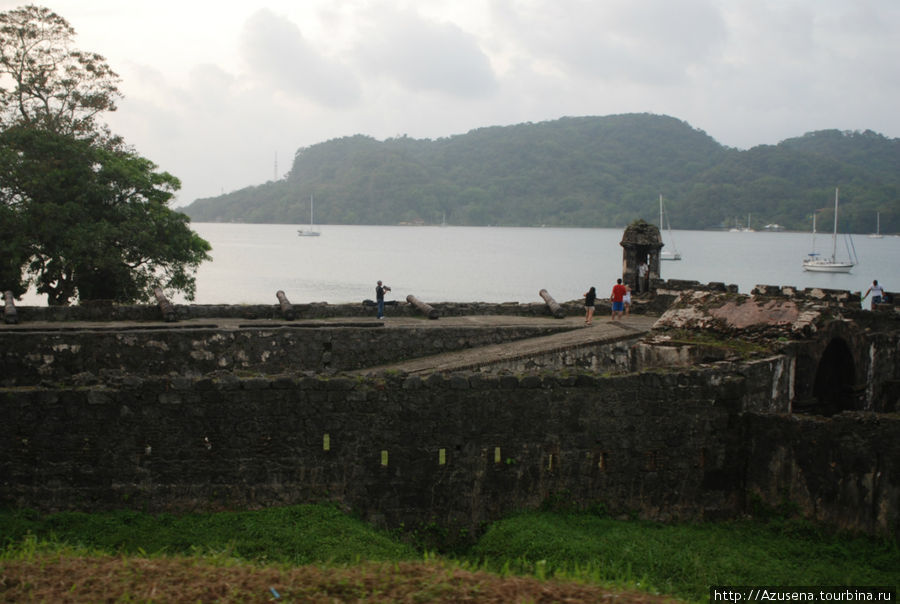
[611, 278, 627, 321]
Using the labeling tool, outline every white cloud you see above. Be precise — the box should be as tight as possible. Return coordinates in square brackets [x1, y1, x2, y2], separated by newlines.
[239, 8, 361, 107]
[8, 0, 899, 206]
[492, 0, 727, 84]
[355, 6, 498, 98]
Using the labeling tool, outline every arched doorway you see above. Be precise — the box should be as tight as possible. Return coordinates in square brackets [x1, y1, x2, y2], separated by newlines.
[810, 337, 857, 416]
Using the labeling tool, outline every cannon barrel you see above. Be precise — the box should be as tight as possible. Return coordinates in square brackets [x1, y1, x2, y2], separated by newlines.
[406, 294, 439, 320]
[276, 290, 296, 320]
[153, 287, 177, 322]
[3, 291, 17, 324]
[539, 289, 566, 319]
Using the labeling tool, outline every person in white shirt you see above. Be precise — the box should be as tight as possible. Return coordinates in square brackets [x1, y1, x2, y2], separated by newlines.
[863, 279, 885, 310]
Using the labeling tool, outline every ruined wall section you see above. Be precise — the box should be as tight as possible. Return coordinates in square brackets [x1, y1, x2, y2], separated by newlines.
[744, 412, 900, 536]
[1, 370, 749, 533]
[4, 366, 896, 537]
[0, 324, 571, 386]
[8, 300, 591, 324]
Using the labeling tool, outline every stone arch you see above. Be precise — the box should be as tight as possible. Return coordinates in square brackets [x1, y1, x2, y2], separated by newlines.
[807, 337, 858, 416]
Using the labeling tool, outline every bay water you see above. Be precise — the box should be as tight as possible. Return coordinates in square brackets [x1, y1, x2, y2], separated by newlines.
[176, 223, 898, 306]
[16, 223, 898, 306]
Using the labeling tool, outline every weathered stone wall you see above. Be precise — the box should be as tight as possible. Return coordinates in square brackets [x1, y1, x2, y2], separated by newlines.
[744, 412, 900, 536]
[0, 369, 748, 533]
[4, 368, 896, 537]
[3, 278, 740, 325]
[6, 300, 594, 324]
[0, 323, 572, 386]
[453, 334, 639, 375]
[3, 290, 899, 538]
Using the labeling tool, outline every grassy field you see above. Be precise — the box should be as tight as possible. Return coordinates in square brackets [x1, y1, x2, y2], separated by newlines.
[1, 505, 897, 602]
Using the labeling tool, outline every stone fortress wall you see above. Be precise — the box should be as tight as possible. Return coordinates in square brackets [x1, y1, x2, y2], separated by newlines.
[1, 280, 898, 539]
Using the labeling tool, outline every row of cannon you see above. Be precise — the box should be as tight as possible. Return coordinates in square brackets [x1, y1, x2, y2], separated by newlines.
[2, 288, 570, 325]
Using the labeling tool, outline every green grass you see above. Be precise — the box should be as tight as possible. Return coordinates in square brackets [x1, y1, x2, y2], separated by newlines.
[0, 504, 416, 565]
[467, 512, 900, 602]
[2, 506, 897, 602]
[664, 329, 774, 359]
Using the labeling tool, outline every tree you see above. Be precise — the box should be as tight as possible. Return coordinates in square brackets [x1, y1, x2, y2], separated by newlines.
[0, 5, 210, 304]
[0, 5, 120, 138]
[0, 126, 211, 304]
[0, 201, 28, 297]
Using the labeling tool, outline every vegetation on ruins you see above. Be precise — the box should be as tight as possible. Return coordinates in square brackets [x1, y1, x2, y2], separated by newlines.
[660, 329, 776, 360]
[183, 114, 900, 233]
[0, 5, 209, 304]
[1, 505, 897, 602]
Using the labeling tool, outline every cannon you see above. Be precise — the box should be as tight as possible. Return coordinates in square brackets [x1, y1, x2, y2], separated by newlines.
[406, 295, 439, 320]
[276, 290, 296, 320]
[3, 290, 17, 324]
[153, 287, 177, 322]
[539, 289, 566, 319]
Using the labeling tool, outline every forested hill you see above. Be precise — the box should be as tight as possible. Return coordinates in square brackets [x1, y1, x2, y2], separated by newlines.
[182, 114, 900, 233]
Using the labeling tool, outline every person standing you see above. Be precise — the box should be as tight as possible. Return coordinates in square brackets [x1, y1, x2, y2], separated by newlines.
[863, 279, 885, 310]
[637, 260, 648, 293]
[611, 278, 627, 321]
[375, 280, 391, 319]
[583, 286, 596, 325]
[623, 284, 632, 315]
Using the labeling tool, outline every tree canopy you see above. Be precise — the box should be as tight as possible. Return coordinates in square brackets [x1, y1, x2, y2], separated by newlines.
[0, 126, 210, 303]
[183, 115, 900, 234]
[0, 5, 120, 138]
[0, 4, 210, 305]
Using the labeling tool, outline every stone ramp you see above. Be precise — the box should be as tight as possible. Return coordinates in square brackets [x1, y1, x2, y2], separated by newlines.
[356, 314, 658, 375]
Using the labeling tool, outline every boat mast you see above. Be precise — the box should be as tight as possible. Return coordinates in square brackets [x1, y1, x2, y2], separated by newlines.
[659, 194, 663, 229]
[831, 188, 839, 261]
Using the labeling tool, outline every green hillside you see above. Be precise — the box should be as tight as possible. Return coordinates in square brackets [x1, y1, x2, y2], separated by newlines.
[182, 114, 900, 233]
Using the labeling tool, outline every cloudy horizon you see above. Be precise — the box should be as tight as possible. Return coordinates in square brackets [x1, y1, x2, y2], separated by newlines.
[3, 0, 898, 206]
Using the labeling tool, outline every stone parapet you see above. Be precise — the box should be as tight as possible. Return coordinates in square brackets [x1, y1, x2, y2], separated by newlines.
[0, 369, 748, 535]
[2, 368, 896, 538]
[0, 322, 573, 386]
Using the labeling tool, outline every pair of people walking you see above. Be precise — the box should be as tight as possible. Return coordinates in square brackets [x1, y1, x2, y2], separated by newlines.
[583, 278, 631, 325]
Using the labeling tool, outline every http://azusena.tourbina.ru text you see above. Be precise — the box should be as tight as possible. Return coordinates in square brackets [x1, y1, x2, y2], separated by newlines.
[710, 587, 896, 602]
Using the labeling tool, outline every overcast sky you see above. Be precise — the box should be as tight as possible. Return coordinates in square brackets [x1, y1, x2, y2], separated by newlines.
[4, 0, 898, 206]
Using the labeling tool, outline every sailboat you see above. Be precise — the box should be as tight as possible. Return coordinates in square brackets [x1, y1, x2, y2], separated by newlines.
[869, 212, 883, 239]
[658, 194, 682, 261]
[802, 188, 856, 273]
[297, 194, 321, 237]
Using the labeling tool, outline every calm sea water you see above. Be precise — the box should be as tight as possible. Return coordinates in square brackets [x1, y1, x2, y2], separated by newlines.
[178, 223, 899, 306]
[18, 223, 900, 306]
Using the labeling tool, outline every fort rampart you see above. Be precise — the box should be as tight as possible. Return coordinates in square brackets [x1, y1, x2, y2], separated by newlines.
[0, 321, 572, 384]
[2, 365, 897, 537]
[2, 286, 898, 539]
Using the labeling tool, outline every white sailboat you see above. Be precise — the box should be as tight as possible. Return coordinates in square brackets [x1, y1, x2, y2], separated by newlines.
[802, 188, 856, 273]
[297, 194, 321, 237]
[869, 212, 883, 239]
[658, 194, 682, 261]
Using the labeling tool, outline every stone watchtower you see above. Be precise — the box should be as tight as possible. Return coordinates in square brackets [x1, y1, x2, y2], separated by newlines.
[620, 219, 663, 293]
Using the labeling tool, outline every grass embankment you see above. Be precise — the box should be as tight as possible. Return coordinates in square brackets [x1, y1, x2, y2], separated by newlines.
[1, 505, 897, 602]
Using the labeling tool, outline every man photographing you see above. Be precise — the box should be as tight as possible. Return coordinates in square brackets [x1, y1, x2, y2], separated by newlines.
[376, 280, 391, 319]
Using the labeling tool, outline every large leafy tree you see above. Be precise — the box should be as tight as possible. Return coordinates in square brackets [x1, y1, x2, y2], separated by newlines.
[0, 5, 210, 304]
[0, 126, 211, 304]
